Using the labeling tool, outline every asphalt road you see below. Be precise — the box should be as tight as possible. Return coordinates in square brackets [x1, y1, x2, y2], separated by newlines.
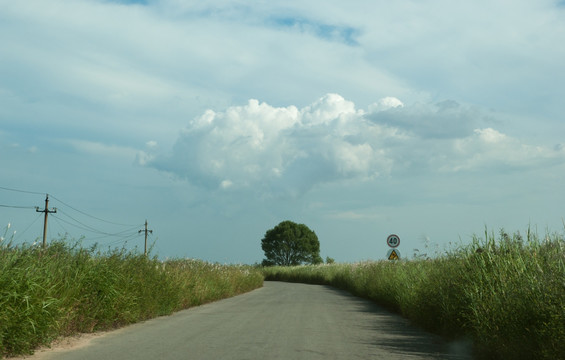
[33, 282, 473, 360]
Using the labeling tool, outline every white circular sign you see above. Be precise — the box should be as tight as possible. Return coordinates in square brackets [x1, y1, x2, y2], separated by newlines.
[387, 234, 400, 248]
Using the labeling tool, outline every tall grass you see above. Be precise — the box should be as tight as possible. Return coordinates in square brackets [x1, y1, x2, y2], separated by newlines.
[0, 234, 263, 358]
[262, 229, 565, 360]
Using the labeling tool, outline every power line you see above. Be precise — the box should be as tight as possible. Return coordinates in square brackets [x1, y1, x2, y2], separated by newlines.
[12, 213, 43, 243]
[49, 194, 139, 227]
[104, 232, 141, 247]
[53, 211, 141, 238]
[0, 185, 45, 195]
[50, 215, 71, 236]
[55, 209, 111, 235]
[1, 184, 148, 248]
[0, 204, 36, 209]
[84, 230, 141, 243]
[1, 185, 139, 227]
[50, 215, 141, 248]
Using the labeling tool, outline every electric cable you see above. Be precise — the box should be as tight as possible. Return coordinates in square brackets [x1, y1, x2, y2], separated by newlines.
[84, 229, 141, 242]
[1, 184, 149, 246]
[52, 211, 131, 237]
[52, 212, 141, 241]
[0, 204, 36, 209]
[49, 194, 140, 227]
[50, 214, 141, 249]
[0, 185, 45, 195]
[52, 211, 108, 235]
[12, 213, 43, 243]
[51, 215, 71, 237]
[103, 232, 142, 248]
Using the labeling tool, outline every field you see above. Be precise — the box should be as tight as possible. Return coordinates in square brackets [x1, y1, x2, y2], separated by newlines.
[262, 229, 565, 360]
[0, 235, 263, 358]
[1, 227, 563, 359]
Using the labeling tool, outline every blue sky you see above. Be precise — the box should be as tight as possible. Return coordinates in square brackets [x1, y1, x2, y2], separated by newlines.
[1, 0, 564, 263]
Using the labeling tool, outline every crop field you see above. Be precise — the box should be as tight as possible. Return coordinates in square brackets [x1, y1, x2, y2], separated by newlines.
[0, 235, 263, 358]
[263, 229, 565, 360]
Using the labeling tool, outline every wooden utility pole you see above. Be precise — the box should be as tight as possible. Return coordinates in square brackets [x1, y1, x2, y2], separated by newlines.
[36, 194, 57, 250]
[139, 220, 153, 256]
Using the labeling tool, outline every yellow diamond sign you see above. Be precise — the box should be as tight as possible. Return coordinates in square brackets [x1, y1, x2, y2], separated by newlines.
[387, 249, 401, 261]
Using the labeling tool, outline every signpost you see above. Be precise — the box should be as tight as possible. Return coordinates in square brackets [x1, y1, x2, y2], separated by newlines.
[386, 234, 401, 260]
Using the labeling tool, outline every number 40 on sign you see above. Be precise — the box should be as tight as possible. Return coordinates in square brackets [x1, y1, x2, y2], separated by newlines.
[386, 234, 400, 248]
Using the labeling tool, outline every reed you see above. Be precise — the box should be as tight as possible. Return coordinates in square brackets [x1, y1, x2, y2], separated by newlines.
[0, 234, 263, 357]
[262, 228, 565, 360]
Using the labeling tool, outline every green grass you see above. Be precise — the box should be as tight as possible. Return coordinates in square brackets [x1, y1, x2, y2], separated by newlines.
[0, 235, 263, 358]
[262, 228, 565, 360]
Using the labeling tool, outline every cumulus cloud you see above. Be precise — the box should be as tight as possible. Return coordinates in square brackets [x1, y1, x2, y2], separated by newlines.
[150, 94, 397, 195]
[148, 94, 565, 197]
[368, 97, 404, 112]
[443, 128, 565, 172]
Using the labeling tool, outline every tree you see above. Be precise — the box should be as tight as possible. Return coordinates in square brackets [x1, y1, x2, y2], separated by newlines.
[261, 220, 323, 266]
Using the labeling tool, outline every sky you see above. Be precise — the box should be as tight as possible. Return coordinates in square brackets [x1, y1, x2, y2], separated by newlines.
[1, 0, 564, 263]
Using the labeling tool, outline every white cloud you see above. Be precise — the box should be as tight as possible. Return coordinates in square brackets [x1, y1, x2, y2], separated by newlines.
[150, 94, 398, 195]
[6, 0, 563, 155]
[444, 128, 565, 172]
[368, 97, 404, 112]
[301, 94, 359, 126]
[148, 94, 565, 197]
[474, 128, 507, 143]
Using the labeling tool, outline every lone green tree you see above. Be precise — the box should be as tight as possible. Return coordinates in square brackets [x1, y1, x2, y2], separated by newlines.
[261, 220, 323, 266]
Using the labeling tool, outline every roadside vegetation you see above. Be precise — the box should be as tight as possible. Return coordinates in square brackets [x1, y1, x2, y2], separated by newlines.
[0, 232, 263, 358]
[263, 228, 565, 360]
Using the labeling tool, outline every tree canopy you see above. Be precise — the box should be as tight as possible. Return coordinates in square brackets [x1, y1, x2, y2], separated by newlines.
[261, 220, 322, 266]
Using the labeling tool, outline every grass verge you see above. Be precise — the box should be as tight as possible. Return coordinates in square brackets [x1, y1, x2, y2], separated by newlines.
[262, 229, 565, 360]
[0, 237, 263, 358]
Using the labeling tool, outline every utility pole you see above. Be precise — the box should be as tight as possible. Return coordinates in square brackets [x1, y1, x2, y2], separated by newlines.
[36, 194, 57, 250]
[139, 220, 153, 256]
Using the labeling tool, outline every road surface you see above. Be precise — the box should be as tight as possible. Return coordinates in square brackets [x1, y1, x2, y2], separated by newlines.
[30, 282, 472, 359]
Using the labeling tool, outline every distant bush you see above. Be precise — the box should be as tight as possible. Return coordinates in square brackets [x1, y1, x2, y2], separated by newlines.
[262, 228, 565, 360]
[0, 236, 263, 357]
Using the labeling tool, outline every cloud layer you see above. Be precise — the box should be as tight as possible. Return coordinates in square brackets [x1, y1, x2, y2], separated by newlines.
[2, 1, 565, 263]
[2, 0, 564, 150]
[148, 94, 565, 197]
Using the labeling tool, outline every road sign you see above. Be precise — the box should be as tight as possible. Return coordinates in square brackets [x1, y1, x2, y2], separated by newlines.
[386, 234, 400, 248]
[387, 249, 401, 260]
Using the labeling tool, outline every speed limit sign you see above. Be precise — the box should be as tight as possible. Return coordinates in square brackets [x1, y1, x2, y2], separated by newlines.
[387, 234, 400, 248]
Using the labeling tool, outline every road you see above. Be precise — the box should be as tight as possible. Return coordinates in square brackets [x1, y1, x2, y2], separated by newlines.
[31, 282, 473, 359]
